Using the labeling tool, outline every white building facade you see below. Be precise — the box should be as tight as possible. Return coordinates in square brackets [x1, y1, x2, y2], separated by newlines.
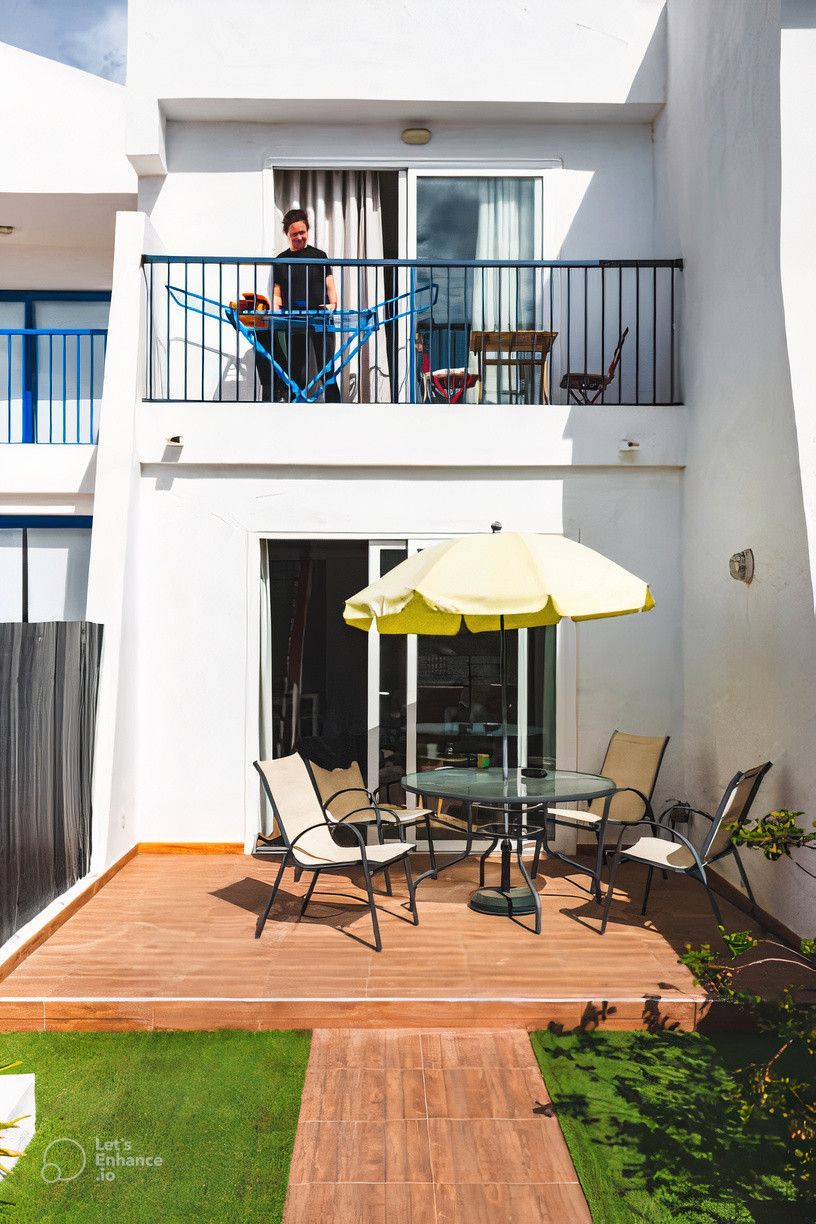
[2, 0, 814, 943]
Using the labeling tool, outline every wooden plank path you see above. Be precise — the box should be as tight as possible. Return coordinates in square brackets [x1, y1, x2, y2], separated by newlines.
[283, 1028, 592, 1224]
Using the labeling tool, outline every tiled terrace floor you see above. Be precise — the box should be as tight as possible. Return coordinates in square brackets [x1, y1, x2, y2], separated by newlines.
[0, 851, 760, 1031]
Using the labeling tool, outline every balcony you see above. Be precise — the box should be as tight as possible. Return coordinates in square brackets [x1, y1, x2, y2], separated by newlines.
[143, 257, 682, 407]
[0, 327, 107, 444]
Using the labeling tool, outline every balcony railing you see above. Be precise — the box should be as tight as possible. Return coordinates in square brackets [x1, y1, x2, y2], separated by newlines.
[1, 328, 107, 444]
[143, 256, 682, 406]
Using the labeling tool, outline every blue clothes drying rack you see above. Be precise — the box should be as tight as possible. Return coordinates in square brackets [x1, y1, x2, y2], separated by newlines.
[167, 281, 437, 403]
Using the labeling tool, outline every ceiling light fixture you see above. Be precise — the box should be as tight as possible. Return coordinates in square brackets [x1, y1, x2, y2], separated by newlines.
[401, 128, 431, 146]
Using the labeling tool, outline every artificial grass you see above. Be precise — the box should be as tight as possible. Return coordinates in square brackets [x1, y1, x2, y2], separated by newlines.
[0, 1030, 310, 1224]
[531, 1029, 809, 1224]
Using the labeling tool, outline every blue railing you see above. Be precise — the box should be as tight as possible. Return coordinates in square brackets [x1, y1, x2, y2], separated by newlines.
[0, 328, 108, 444]
[144, 255, 682, 405]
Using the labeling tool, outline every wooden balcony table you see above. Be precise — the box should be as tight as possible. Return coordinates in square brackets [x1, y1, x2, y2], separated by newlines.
[469, 329, 558, 404]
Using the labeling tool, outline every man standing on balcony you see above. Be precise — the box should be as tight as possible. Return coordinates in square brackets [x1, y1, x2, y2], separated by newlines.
[273, 209, 341, 403]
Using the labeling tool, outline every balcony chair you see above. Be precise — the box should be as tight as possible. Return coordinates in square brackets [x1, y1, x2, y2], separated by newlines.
[253, 754, 419, 952]
[560, 327, 629, 404]
[599, 761, 772, 934]
[308, 758, 438, 889]
[531, 730, 670, 902]
[416, 331, 479, 404]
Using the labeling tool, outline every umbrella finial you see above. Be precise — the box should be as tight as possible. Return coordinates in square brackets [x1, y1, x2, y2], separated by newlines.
[491, 521, 502, 533]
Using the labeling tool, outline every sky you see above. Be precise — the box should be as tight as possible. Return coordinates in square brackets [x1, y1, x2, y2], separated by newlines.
[0, 0, 127, 83]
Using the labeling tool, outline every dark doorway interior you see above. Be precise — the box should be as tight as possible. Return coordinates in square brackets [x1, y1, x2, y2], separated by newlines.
[266, 539, 369, 768]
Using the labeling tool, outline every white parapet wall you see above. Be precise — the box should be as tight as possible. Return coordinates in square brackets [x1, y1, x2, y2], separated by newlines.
[126, 0, 667, 174]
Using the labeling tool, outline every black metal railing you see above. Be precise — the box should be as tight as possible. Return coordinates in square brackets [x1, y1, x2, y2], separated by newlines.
[143, 256, 682, 405]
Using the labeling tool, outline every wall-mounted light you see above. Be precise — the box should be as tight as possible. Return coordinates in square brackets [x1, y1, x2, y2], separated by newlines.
[401, 127, 432, 146]
[729, 549, 754, 584]
[165, 435, 184, 447]
[0, 226, 15, 236]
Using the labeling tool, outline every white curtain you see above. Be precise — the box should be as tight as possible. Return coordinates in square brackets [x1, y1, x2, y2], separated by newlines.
[259, 541, 276, 838]
[471, 178, 536, 401]
[273, 170, 390, 401]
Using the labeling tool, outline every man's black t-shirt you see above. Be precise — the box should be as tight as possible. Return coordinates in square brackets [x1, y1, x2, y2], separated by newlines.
[273, 245, 333, 309]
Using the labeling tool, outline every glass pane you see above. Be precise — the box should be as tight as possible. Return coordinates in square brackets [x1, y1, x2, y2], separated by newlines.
[266, 541, 368, 764]
[26, 529, 91, 621]
[527, 625, 557, 771]
[417, 625, 518, 838]
[0, 529, 23, 621]
[377, 547, 408, 799]
[415, 177, 538, 402]
[0, 303, 25, 444]
[34, 302, 109, 444]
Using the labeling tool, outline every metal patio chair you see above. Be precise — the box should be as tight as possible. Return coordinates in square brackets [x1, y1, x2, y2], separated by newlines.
[599, 761, 772, 934]
[308, 758, 439, 886]
[560, 327, 629, 404]
[531, 730, 670, 902]
[253, 754, 419, 952]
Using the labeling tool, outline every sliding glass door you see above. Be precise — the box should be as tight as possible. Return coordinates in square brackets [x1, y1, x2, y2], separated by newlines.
[405, 171, 546, 402]
[365, 538, 556, 835]
[260, 536, 556, 845]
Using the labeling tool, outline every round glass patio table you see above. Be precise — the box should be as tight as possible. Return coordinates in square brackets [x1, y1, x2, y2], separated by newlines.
[402, 767, 615, 928]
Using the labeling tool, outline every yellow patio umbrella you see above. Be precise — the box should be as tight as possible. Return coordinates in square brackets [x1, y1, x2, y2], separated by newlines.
[344, 524, 654, 780]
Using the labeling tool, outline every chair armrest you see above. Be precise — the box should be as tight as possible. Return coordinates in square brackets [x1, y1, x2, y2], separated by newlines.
[289, 817, 372, 863]
[323, 786, 373, 808]
[599, 786, 654, 823]
[288, 821, 343, 849]
[327, 802, 404, 833]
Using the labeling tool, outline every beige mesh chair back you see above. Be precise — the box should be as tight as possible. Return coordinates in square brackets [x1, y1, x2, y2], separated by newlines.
[533, 728, 670, 904]
[588, 731, 670, 824]
[309, 757, 441, 883]
[702, 763, 773, 861]
[309, 759, 369, 823]
[253, 753, 418, 952]
[255, 754, 343, 866]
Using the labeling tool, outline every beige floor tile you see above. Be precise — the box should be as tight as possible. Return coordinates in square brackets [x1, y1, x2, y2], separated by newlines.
[421, 1030, 538, 1070]
[300, 1069, 426, 1121]
[423, 1067, 550, 1119]
[435, 1181, 591, 1224]
[284, 1183, 437, 1224]
[290, 1120, 433, 1184]
[427, 1118, 577, 1184]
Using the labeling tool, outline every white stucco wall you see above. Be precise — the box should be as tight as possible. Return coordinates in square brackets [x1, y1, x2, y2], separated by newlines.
[130, 463, 682, 845]
[140, 120, 657, 261]
[128, 0, 666, 108]
[126, 0, 666, 172]
[780, 4, 816, 620]
[655, 0, 815, 936]
[0, 45, 134, 196]
[0, 43, 136, 289]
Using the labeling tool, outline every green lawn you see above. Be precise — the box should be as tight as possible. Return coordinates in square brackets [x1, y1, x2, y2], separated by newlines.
[0, 1030, 310, 1224]
[532, 1029, 810, 1224]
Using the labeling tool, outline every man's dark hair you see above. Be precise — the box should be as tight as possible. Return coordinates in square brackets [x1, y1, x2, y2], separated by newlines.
[282, 208, 309, 233]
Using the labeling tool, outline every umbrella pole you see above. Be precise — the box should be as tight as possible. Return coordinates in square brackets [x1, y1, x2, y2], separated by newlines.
[500, 615, 509, 782]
